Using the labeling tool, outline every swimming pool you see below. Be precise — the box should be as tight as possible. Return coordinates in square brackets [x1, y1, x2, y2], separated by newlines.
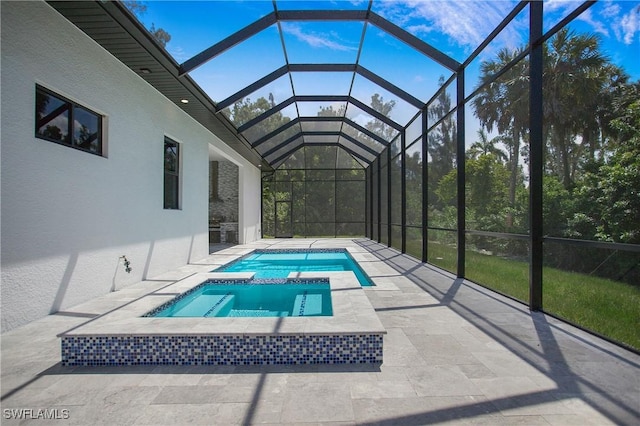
[214, 249, 374, 286]
[148, 281, 332, 318]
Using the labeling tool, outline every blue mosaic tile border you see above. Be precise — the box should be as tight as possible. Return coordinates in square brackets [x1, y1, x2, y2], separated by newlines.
[61, 333, 383, 366]
[297, 291, 308, 316]
[142, 278, 330, 318]
[203, 293, 232, 317]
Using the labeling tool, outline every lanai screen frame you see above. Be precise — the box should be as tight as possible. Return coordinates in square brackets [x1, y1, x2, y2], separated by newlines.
[177, 5, 460, 168]
[200, 1, 638, 320]
[362, 0, 639, 341]
[102, 0, 638, 349]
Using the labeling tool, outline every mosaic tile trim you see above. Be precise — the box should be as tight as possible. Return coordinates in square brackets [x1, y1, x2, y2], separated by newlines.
[248, 278, 330, 284]
[203, 293, 232, 317]
[297, 291, 309, 316]
[142, 278, 329, 317]
[61, 333, 383, 366]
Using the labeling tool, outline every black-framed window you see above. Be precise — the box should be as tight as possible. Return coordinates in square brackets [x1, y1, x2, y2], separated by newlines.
[35, 85, 103, 155]
[164, 137, 180, 210]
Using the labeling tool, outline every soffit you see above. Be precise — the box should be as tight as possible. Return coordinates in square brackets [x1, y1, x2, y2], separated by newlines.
[47, 1, 269, 169]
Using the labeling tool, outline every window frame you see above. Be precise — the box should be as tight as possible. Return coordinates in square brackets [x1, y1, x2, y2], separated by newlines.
[35, 85, 103, 156]
[163, 137, 181, 210]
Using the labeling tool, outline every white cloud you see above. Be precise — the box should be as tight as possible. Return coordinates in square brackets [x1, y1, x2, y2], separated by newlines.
[544, 0, 577, 14]
[601, 1, 621, 19]
[620, 6, 640, 45]
[282, 24, 357, 51]
[597, 2, 640, 46]
[169, 46, 192, 62]
[406, 24, 434, 37]
[377, 0, 524, 53]
[577, 9, 610, 38]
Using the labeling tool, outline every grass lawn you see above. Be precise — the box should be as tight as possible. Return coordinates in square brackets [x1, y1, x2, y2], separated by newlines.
[408, 240, 640, 351]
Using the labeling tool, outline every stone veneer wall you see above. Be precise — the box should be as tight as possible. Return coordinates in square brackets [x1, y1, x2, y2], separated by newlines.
[210, 161, 238, 223]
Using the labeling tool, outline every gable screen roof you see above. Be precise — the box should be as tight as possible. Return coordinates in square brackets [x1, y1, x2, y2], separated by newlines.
[47, 0, 532, 170]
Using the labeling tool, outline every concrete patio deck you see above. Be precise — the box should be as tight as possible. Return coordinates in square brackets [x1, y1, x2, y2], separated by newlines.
[1, 238, 638, 425]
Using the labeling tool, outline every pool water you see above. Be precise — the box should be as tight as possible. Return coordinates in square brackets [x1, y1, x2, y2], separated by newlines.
[151, 282, 332, 317]
[215, 250, 374, 286]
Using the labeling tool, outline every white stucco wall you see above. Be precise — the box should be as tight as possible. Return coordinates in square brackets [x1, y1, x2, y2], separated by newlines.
[239, 164, 263, 244]
[0, 1, 261, 332]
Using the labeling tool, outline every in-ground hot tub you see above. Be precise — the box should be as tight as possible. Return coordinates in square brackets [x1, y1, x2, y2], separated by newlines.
[145, 280, 333, 318]
[59, 272, 385, 366]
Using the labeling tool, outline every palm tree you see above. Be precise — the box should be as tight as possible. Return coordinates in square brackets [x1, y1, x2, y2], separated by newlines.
[473, 48, 529, 229]
[467, 129, 508, 163]
[428, 76, 457, 186]
[543, 28, 608, 189]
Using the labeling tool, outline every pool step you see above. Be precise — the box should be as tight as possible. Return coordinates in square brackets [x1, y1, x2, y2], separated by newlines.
[204, 293, 235, 317]
[293, 292, 324, 316]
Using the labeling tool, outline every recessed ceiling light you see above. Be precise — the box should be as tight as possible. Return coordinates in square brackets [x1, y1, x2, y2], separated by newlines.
[180, 99, 189, 104]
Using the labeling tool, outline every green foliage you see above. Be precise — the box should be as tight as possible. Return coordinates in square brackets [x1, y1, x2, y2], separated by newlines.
[467, 25, 638, 287]
[467, 129, 507, 162]
[149, 23, 171, 47]
[405, 151, 423, 226]
[573, 101, 640, 244]
[366, 94, 396, 141]
[428, 76, 457, 186]
[434, 170, 455, 207]
[542, 175, 573, 236]
[228, 96, 289, 132]
[543, 28, 609, 189]
[123, 1, 171, 48]
[465, 155, 510, 219]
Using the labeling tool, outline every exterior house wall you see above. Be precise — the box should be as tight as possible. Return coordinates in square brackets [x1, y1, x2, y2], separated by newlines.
[239, 164, 263, 244]
[0, 1, 261, 332]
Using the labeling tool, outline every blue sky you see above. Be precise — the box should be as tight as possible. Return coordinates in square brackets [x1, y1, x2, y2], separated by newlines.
[134, 0, 639, 129]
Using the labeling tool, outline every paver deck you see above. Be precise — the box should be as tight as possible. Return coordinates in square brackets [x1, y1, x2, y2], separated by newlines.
[2, 238, 638, 425]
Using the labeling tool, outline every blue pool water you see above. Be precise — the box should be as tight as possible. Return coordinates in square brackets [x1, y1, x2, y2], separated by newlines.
[151, 282, 332, 317]
[215, 250, 374, 286]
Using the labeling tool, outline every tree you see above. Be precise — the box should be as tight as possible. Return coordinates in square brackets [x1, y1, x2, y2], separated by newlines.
[123, 1, 171, 48]
[405, 150, 423, 227]
[318, 104, 346, 117]
[543, 28, 608, 189]
[42, 125, 64, 141]
[473, 48, 529, 229]
[428, 76, 457, 185]
[572, 101, 640, 244]
[149, 23, 171, 48]
[467, 129, 508, 163]
[76, 124, 98, 151]
[122, 0, 147, 15]
[228, 95, 290, 134]
[366, 94, 396, 141]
